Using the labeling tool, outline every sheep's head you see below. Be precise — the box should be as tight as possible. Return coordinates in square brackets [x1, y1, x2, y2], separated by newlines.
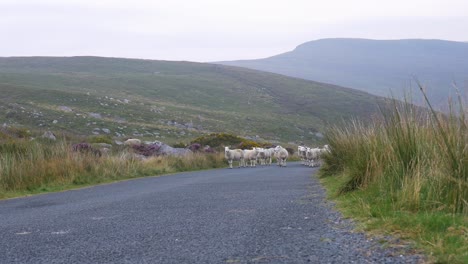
[274, 145, 282, 152]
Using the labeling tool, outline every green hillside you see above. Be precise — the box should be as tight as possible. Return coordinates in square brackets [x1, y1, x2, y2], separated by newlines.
[0, 56, 386, 144]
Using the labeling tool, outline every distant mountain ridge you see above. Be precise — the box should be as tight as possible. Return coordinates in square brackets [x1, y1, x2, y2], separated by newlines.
[0, 56, 387, 144]
[218, 38, 468, 106]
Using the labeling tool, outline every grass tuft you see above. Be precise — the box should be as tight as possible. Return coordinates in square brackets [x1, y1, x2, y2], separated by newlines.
[320, 91, 467, 262]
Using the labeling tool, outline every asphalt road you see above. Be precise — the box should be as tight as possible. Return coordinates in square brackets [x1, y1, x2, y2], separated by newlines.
[0, 162, 420, 263]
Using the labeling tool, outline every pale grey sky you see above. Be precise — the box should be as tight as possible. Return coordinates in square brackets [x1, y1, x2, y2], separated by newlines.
[1, 0, 467, 62]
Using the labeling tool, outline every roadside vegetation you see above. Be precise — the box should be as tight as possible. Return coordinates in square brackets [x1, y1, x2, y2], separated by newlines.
[319, 87, 467, 263]
[0, 129, 227, 200]
[0, 129, 295, 200]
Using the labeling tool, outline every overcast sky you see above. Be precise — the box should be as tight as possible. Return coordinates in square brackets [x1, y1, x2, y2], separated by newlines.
[1, 0, 467, 62]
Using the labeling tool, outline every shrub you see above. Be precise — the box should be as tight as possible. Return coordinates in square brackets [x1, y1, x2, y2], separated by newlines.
[237, 140, 260, 149]
[172, 142, 187, 148]
[187, 143, 201, 152]
[190, 133, 270, 150]
[285, 147, 295, 155]
[88, 135, 113, 144]
[1, 126, 31, 139]
[132, 143, 161, 157]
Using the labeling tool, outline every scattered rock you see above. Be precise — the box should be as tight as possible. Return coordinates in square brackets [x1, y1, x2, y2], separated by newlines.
[152, 141, 192, 156]
[52, 120, 58, 124]
[101, 128, 110, 134]
[58, 106, 73, 112]
[99, 147, 111, 156]
[88, 112, 102, 119]
[41, 131, 56, 141]
[124, 139, 142, 146]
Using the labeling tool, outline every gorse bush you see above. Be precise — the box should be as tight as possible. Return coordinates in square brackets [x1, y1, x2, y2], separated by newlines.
[190, 132, 269, 150]
[88, 135, 113, 144]
[322, 92, 467, 214]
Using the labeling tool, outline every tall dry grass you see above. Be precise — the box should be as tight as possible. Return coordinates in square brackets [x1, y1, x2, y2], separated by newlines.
[0, 140, 225, 197]
[321, 90, 467, 214]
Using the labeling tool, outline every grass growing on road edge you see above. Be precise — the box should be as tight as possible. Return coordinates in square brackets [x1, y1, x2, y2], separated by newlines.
[319, 91, 467, 263]
[320, 174, 466, 263]
[0, 138, 226, 199]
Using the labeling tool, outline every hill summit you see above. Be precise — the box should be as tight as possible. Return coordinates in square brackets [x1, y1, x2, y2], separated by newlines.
[218, 38, 468, 106]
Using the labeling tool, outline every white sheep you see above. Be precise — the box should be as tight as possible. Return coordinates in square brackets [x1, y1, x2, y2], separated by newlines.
[243, 148, 259, 167]
[124, 138, 141, 146]
[264, 147, 275, 165]
[306, 147, 321, 167]
[274, 145, 289, 167]
[298, 145, 307, 165]
[254, 147, 266, 165]
[316, 144, 331, 166]
[322, 144, 331, 154]
[224, 147, 244, 169]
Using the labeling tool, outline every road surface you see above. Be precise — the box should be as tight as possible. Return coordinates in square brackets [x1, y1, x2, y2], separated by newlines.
[0, 163, 420, 263]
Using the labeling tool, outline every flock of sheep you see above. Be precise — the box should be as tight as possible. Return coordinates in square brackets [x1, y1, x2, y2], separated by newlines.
[123, 138, 330, 169]
[297, 145, 330, 167]
[224, 145, 289, 168]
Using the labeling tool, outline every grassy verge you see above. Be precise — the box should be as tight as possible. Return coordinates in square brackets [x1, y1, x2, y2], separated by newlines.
[319, 90, 467, 263]
[0, 139, 226, 200]
[320, 173, 466, 263]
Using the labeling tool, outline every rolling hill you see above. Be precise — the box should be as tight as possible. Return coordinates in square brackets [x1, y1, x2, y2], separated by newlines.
[218, 38, 468, 107]
[0, 56, 387, 144]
